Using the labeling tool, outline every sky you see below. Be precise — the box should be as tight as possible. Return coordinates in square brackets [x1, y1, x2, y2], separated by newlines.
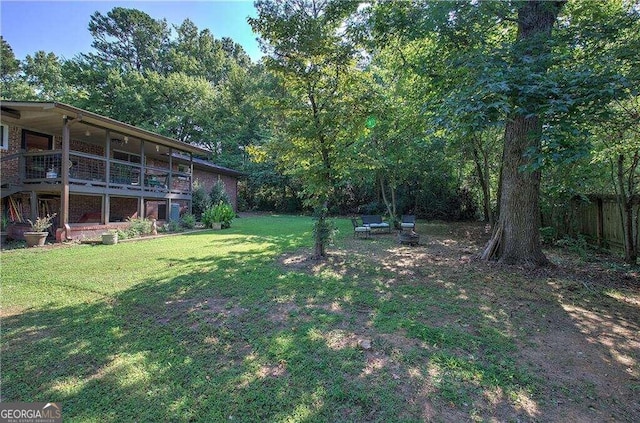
[0, 0, 262, 62]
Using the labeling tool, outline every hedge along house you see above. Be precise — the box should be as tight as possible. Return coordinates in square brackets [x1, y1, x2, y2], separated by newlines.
[0, 101, 241, 241]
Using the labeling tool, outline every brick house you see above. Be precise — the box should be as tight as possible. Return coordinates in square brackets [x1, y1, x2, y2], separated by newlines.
[1, 101, 241, 241]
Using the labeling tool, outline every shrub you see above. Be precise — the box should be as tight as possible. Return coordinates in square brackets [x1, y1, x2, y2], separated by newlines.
[192, 181, 210, 220]
[202, 202, 235, 229]
[125, 217, 153, 238]
[166, 220, 181, 232]
[539, 226, 557, 245]
[209, 180, 231, 206]
[180, 213, 196, 229]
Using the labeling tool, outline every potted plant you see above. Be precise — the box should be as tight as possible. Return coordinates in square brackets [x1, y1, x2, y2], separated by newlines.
[101, 230, 118, 245]
[25, 213, 56, 247]
[201, 201, 235, 230]
[0, 214, 9, 246]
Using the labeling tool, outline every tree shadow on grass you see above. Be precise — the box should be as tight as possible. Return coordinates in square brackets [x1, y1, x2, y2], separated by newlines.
[2, 247, 419, 421]
[3, 219, 637, 422]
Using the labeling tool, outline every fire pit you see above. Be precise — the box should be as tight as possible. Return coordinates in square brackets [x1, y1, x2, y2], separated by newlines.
[398, 231, 420, 246]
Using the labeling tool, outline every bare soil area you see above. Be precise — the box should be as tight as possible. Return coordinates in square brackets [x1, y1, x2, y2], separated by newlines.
[281, 221, 640, 422]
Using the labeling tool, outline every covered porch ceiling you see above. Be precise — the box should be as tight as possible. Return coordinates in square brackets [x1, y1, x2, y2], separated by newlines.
[0, 101, 212, 157]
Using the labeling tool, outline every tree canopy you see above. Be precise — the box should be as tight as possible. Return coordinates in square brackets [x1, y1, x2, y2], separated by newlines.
[3, 1, 639, 263]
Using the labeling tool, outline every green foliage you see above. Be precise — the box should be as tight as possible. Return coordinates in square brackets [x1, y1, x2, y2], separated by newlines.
[556, 235, 590, 260]
[164, 220, 181, 233]
[202, 202, 235, 229]
[26, 213, 57, 232]
[191, 180, 210, 220]
[125, 217, 153, 238]
[209, 180, 230, 206]
[0, 36, 19, 78]
[1, 213, 10, 231]
[115, 228, 129, 240]
[539, 226, 558, 246]
[87, 7, 171, 73]
[312, 205, 337, 258]
[4, 0, 640, 253]
[180, 213, 196, 229]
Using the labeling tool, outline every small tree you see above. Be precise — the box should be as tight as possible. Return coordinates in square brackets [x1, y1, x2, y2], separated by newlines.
[312, 205, 336, 258]
[209, 179, 230, 206]
[191, 180, 209, 220]
[592, 96, 640, 264]
[250, 0, 364, 258]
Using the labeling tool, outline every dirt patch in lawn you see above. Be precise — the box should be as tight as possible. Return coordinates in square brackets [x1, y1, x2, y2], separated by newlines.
[280, 222, 640, 422]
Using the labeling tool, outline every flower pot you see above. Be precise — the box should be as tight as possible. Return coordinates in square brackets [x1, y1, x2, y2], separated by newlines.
[102, 232, 118, 245]
[211, 222, 222, 230]
[24, 231, 48, 247]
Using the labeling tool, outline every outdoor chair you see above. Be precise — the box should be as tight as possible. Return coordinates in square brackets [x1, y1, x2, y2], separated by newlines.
[400, 215, 416, 231]
[351, 218, 371, 238]
[361, 215, 391, 233]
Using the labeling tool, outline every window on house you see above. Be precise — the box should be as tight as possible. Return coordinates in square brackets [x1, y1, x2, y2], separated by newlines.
[0, 124, 8, 150]
[22, 129, 53, 151]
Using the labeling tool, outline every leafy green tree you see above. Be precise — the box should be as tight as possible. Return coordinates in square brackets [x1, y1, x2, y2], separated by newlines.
[591, 97, 640, 264]
[0, 37, 32, 99]
[369, 0, 640, 265]
[0, 36, 19, 82]
[168, 20, 231, 83]
[353, 55, 427, 221]
[249, 0, 364, 257]
[87, 7, 171, 72]
[21, 51, 70, 101]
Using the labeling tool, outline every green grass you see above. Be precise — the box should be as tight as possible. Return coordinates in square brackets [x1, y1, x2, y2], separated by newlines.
[1, 215, 545, 421]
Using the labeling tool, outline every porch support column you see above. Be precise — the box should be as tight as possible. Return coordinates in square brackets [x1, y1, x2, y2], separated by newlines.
[30, 191, 37, 221]
[137, 197, 143, 220]
[168, 148, 173, 193]
[139, 140, 145, 218]
[189, 153, 194, 215]
[61, 117, 71, 225]
[104, 130, 111, 224]
[105, 195, 111, 224]
[105, 130, 111, 185]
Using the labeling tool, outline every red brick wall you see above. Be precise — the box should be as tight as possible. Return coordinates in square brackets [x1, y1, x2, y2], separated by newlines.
[0, 125, 22, 184]
[146, 158, 170, 170]
[193, 169, 238, 211]
[110, 197, 139, 221]
[69, 139, 104, 156]
[145, 200, 162, 220]
[69, 195, 102, 223]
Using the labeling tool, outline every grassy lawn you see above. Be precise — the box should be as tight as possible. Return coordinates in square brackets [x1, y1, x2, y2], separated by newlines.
[1, 215, 638, 422]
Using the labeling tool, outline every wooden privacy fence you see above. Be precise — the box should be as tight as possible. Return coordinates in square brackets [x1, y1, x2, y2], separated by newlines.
[571, 195, 638, 252]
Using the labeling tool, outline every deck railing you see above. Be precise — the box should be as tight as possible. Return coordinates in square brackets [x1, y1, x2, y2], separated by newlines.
[19, 150, 192, 195]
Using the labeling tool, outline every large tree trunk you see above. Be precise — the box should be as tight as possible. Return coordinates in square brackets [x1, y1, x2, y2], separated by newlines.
[481, 1, 565, 266]
[482, 116, 548, 265]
